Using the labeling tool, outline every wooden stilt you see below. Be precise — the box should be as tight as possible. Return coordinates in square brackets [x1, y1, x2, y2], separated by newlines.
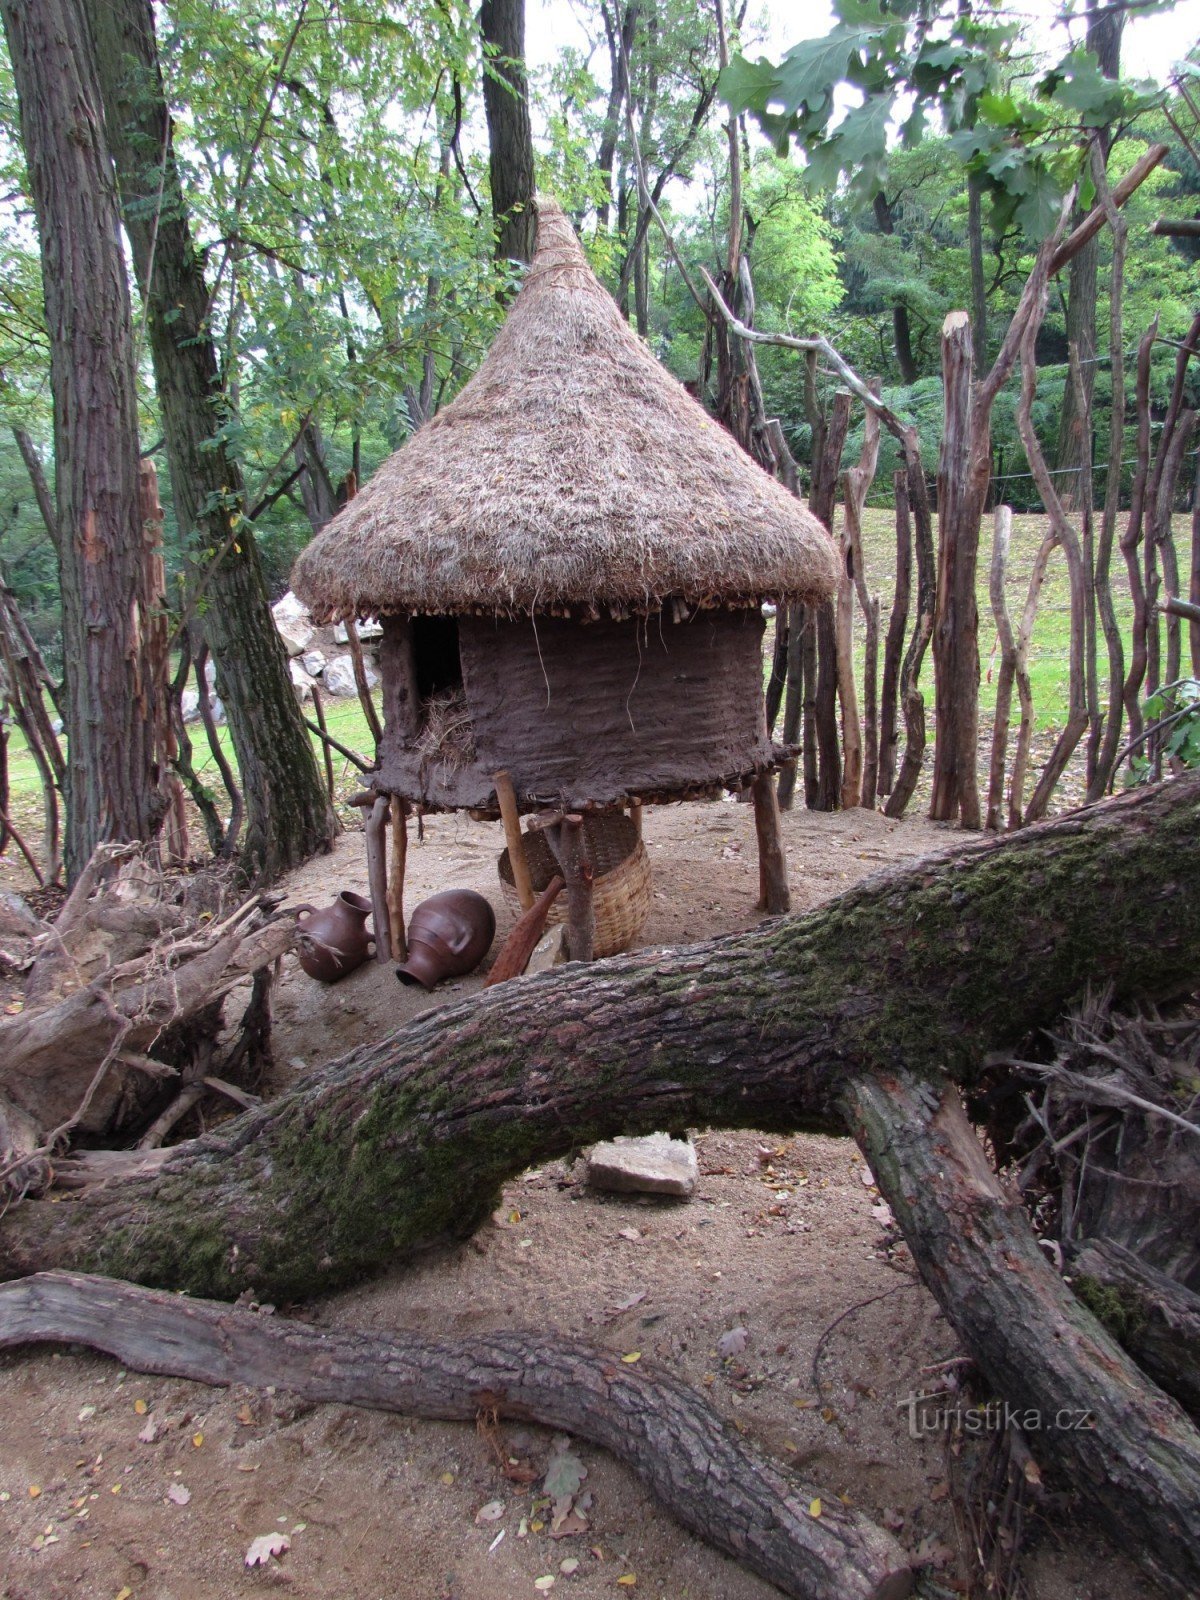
[629, 798, 643, 840]
[555, 813, 594, 963]
[310, 685, 336, 803]
[494, 769, 534, 910]
[751, 771, 790, 915]
[364, 795, 392, 962]
[388, 797, 408, 964]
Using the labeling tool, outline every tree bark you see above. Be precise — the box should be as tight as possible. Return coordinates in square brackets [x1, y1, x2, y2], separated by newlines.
[481, 0, 536, 266]
[1, 0, 163, 881]
[88, 0, 336, 880]
[0, 1271, 914, 1600]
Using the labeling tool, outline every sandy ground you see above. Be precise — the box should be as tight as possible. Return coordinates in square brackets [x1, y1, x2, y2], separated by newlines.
[0, 797, 1173, 1600]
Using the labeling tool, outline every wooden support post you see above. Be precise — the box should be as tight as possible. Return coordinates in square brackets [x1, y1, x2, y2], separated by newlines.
[364, 795, 392, 963]
[629, 799, 643, 840]
[310, 685, 336, 803]
[343, 617, 384, 749]
[494, 769, 534, 911]
[550, 813, 594, 963]
[388, 798, 408, 964]
[751, 771, 790, 915]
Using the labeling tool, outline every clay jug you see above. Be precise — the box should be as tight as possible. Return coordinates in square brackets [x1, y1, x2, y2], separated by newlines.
[395, 889, 496, 991]
[295, 891, 374, 981]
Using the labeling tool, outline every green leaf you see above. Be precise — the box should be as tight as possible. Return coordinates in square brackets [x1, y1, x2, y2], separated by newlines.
[773, 24, 879, 122]
[717, 54, 782, 118]
[1012, 163, 1066, 240]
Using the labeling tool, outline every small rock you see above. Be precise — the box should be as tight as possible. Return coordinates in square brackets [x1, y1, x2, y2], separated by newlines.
[301, 649, 327, 678]
[276, 615, 314, 656]
[0, 889, 42, 937]
[288, 659, 316, 701]
[586, 1133, 698, 1198]
[334, 617, 382, 643]
[525, 925, 564, 975]
[323, 654, 378, 697]
[271, 590, 310, 624]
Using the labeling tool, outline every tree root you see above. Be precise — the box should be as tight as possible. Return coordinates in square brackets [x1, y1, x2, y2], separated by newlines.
[0, 1271, 914, 1600]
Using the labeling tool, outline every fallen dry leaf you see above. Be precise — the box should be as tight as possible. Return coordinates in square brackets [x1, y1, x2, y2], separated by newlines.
[809, 1498, 823, 1518]
[191, 1432, 204, 1449]
[549, 1507, 588, 1539]
[617, 1575, 637, 1587]
[617, 1227, 641, 1242]
[137, 1417, 160, 1443]
[474, 1499, 505, 1525]
[560, 1557, 580, 1575]
[166, 1483, 191, 1506]
[133, 1399, 147, 1416]
[533, 1578, 555, 1593]
[543, 1444, 586, 1503]
[716, 1326, 748, 1359]
[245, 1531, 291, 1568]
[620, 1351, 641, 1364]
[605, 1290, 647, 1318]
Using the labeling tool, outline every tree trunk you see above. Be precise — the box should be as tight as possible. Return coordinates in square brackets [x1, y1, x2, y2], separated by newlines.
[88, 0, 337, 880]
[1, 0, 163, 882]
[929, 311, 985, 827]
[872, 193, 918, 385]
[1052, 0, 1124, 495]
[967, 173, 988, 375]
[481, 0, 536, 266]
[876, 470, 912, 797]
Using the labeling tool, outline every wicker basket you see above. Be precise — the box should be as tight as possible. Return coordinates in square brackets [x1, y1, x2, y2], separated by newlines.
[498, 811, 652, 958]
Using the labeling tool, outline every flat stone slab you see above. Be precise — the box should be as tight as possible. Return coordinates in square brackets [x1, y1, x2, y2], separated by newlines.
[586, 1133, 698, 1198]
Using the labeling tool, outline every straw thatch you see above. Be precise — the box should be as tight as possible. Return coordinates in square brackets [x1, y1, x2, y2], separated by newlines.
[292, 198, 839, 622]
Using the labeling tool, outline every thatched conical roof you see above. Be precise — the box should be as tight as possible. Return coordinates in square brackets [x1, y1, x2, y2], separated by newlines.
[292, 198, 838, 621]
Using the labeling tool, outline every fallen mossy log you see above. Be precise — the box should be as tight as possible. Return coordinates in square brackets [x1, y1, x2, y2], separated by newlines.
[0, 1271, 914, 1600]
[3, 776, 1197, 1299]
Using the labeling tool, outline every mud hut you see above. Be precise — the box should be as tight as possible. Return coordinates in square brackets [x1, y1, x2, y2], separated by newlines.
[292, 197, 838, 963]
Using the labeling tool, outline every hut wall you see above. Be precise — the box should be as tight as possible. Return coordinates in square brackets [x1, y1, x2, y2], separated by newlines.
[379, 616, 422, 744]
[463, 609, 772, 806]
[376, 607, 777, 811]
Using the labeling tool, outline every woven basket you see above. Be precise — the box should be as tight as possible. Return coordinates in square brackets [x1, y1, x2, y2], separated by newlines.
[498, 811, 652, 958]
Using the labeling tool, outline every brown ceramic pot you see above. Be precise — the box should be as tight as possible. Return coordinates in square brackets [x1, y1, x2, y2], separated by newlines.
[395, 889, 496, 991]
[295, 891, 374, 981]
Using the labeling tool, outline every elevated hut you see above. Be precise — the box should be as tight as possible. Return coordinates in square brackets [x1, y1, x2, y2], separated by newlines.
[292, 198, 838, 963]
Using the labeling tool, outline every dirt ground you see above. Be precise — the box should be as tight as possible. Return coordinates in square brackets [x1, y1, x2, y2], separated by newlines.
[0, 797, 1174, 1600]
